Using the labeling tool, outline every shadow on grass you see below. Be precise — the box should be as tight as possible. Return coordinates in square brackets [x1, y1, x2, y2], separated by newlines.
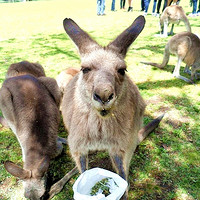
[134, 44, 165, 55]
[137, 76, 195, 90]
[128, 93, 200, 200]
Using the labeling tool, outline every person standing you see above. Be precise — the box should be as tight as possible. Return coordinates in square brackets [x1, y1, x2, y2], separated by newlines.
[97, 0, 106, 15]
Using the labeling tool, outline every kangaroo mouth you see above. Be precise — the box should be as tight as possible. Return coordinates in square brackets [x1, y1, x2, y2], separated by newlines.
[100, 109, 109, 117]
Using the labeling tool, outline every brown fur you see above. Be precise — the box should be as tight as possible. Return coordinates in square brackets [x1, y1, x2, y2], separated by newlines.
[56, 67, 79, 95]
[61, 16, 164, 199]
[0, 62, 63, 199]
[141, 32, 200, 83]
[6, 60, 46, 78]
[160, 5, 191, 37]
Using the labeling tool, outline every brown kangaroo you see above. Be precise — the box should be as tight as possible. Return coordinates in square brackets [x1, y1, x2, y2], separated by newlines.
[0, 61, 71, 200]
[160, 5, 191, 37]
[141, 32, 200, 83]
[61, 16, 164, 199]
[0, 61, 46, 128]
[6, 60, 46, 78]
[56, 67, 79, 95]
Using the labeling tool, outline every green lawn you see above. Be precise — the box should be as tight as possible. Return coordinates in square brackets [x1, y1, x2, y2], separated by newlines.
[0, 0, 200, 199]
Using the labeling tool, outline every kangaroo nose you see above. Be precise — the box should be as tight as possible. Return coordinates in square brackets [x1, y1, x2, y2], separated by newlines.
[93, 92, 114, 104]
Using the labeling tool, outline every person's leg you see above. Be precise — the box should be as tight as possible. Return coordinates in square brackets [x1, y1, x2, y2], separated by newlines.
[197, 0, 200, 14]
[147, 0, 151, 12]
[188, 0, 197, 17]
[192, 0, 197, 13]
[123, 0, 126, 8]
[152, 0, 157, 13]
[102, 0, 106, 14]
[144, 0, 151, 14]
[127, 0, 133, 11]
[141, 0, 145, 11]
[111, 0, 116, 11]
[198, 0, 200, 10]
[157, 0, 162, 13]
[168, 0, 173, 6]
[97, 0, 101, 15]
[162, 0, 168, 11]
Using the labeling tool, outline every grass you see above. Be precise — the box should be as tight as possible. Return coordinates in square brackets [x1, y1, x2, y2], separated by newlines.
[0, 0, 200, 199]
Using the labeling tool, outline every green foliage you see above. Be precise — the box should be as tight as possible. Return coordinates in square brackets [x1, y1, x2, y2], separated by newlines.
[90, 178, 117, 197]
[0, 0, 199, 200]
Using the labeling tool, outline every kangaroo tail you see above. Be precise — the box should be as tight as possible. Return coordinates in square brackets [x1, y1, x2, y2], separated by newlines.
[140, 61, 163, 68]
[141, 43, 170, 69]
[138, 114, 165, 144]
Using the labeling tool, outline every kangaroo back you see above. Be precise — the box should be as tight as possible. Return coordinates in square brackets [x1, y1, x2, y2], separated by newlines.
[0, 74, 61, 199]
[6, 60, 46, 78]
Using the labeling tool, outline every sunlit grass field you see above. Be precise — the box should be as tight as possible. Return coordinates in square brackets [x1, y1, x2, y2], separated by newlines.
[0, 0, 200, 199]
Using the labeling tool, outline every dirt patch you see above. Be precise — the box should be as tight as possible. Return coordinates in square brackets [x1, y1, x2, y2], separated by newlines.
[145, 95, 163, 105]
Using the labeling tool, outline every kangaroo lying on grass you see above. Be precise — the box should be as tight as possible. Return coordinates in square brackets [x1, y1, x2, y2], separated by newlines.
[61, 16, 164, 199]
[0, 61, 77, 200]
[141, 32, 200, 83]
[159, 5, 191, 37]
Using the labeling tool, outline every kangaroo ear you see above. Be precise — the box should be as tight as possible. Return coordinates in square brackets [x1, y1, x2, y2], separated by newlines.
[107, 15, 145, 57]
[32, 157, 50, 178]
[4, 161, 31, 180]
[63, 18, 100, 55]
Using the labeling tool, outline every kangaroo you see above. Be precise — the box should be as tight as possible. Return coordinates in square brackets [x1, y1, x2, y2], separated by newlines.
[0, 61, 70, 200]
[61, 16, 164, 199]
[56, 67, 79, 95]
[6, 60, 46, 78]
[0, 61, 46, 128]
[160, 5, 191, 37]
[141, 32, 200, 83]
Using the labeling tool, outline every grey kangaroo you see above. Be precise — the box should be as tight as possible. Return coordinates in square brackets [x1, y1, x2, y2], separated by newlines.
[160, 5, 191, 37]
[61, 16, 164, 199]
[141, 32, 200, 83]
[0, 61, 75, 200]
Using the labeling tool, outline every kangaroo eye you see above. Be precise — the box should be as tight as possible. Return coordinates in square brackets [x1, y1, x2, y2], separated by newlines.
[81, 67, 91, 74]
[117, 68, 127, 76]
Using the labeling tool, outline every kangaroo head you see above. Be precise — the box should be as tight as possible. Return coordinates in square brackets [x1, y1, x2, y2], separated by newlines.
[63, 16, 145, 117]
[4, 157, 50, 200]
